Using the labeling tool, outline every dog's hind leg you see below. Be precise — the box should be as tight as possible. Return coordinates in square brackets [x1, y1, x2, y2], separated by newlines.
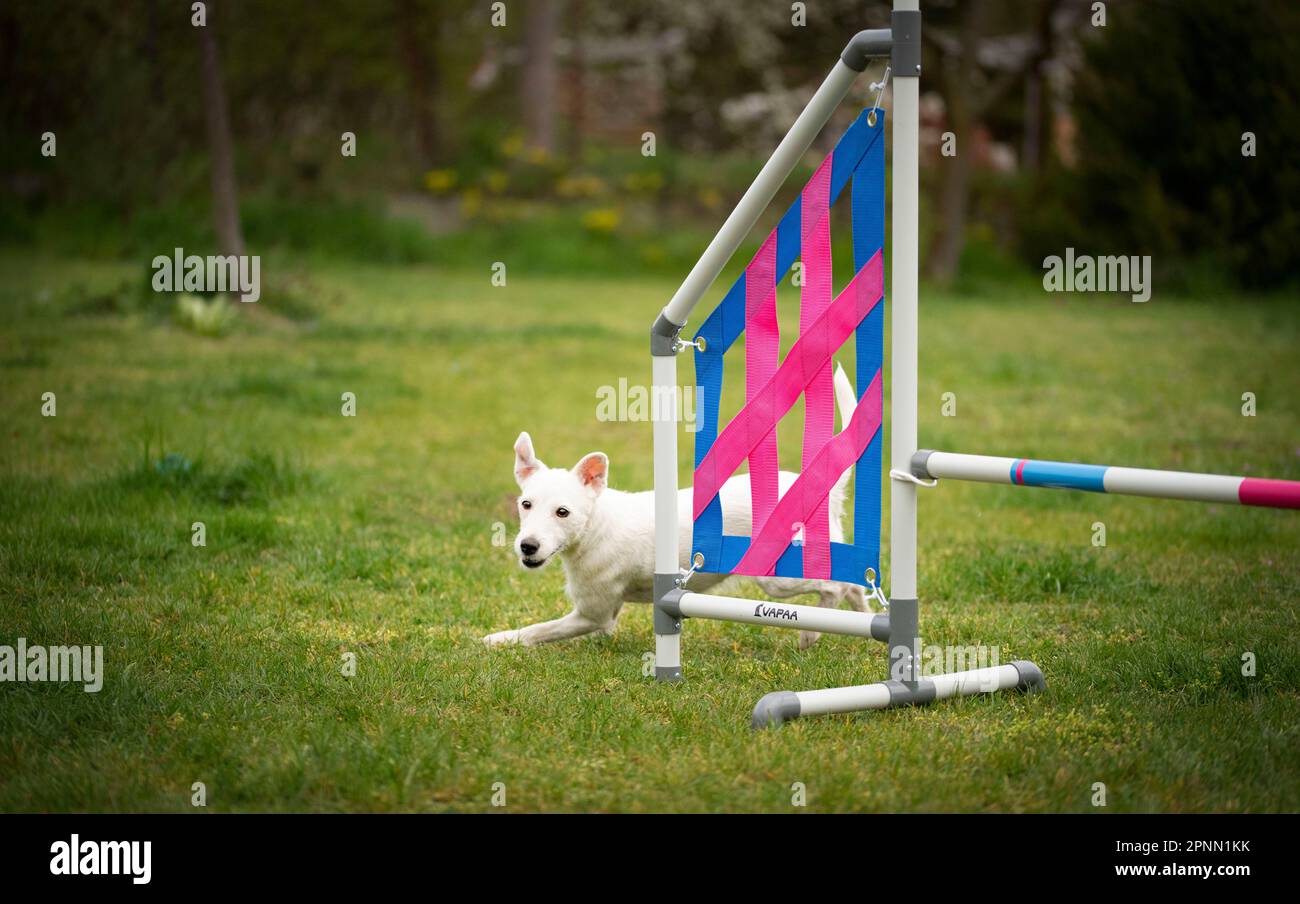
[753, 577, 840, 650]
[842, 582, 870, 613]
[796, 583, 872, 646]
[791, 589, 846, 650]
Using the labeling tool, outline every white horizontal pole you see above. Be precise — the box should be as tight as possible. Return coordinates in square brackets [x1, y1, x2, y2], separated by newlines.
[794, 682, 892, 717]
[917, 450, 1300, 509]
[791, 663, 1023, 718]
[928, 663, 1022, 700]
[676, 591, 878, 638]
[922, 451, 1020, 486]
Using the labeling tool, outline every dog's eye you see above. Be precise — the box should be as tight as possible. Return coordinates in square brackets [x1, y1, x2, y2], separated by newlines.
[555, 507, 569, 518]
[521, 500, 532, 510]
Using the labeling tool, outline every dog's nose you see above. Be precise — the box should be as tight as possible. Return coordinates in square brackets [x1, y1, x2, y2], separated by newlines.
[519, 539, 540, 557]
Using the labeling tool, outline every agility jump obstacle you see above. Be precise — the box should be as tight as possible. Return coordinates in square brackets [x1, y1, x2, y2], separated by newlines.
[647, 1, 1300, 728]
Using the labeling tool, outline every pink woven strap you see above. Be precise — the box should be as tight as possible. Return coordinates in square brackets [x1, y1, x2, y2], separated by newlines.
[692, 250, 884, 521]
[799, 156, 834, 579]
[744, 231, 780, 535]
[733, 369, 884, 578]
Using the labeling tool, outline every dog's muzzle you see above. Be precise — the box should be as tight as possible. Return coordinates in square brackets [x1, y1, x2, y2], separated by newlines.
[518, 538, 546, 567]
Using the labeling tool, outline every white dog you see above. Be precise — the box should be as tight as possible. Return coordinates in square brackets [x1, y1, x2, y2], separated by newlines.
[483, 364, 871, 650]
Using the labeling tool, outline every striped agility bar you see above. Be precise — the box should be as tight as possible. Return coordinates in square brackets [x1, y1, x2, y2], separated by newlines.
[912, 451, 1300, 509]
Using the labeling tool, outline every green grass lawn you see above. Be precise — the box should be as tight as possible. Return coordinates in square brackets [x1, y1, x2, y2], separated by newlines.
[1, 249, 1298, 812]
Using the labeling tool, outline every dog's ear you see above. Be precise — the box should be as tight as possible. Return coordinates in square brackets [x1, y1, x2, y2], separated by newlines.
[514, 432, 544, 487]
[573, 452, 608, 495]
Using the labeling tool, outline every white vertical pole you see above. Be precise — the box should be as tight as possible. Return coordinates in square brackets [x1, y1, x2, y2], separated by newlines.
[652, 356, 680, 576]
[890, 0, 921, 681]
[652, 354, 682, 678]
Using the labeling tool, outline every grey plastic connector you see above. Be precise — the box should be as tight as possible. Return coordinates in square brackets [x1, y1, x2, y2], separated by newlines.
[654, 572, 684, 624]
[653, 604, 681, 637]
[887, 597, 919, 682]
[1011, 659, 1046, 693]
[870, 613, 891, 643]
[751, 691, 802, 729]
[654, 589, 684, 632]
[650, 311, 683, 356]
[653, 572, 681, 610]
[653, 574, 683, 680]
[884, 677, 937, 706]
[840, 28, 893, 73]
[911, 448, 935, 480]
[890, 9, 922, 77]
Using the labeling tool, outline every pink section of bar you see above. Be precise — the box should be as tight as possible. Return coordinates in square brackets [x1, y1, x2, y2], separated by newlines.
[744, 232, 780, 536]
[692, 251, 884, 521]
[798, 156, 834, 579]
[1239, 477, 1300, 509]
[733, 370, 884, 578]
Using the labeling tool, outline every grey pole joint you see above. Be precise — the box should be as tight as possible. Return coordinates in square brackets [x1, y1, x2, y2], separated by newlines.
[911, 448, 935, 480]
[653, 601, 681, 635]
[650, 311, 682, 356]
[887, 597, 921, 684]
[751, 691, 802, 729]
[1011, 660, 1047, 692]
[890, 9, 922, 76]
[654, 576, 685, 621]
[653, 578, 683, 682]
[884, 677, 937, 706]
[840, 28, 893, 72]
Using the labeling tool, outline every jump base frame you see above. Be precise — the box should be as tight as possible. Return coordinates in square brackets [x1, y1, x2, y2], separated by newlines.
[647, 1, 1299, 729]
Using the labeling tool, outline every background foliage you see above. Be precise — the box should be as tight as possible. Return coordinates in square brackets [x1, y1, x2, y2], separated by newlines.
[2, 0, 1297, 288]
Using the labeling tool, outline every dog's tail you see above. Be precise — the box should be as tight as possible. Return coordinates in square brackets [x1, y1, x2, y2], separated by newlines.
[831, 362, 856, 501]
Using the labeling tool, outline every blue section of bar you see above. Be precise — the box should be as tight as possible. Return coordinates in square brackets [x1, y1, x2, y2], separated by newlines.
[1015, 459, 1110, 493]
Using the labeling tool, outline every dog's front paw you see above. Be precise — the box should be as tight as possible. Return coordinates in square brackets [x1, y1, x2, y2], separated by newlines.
[482, 629, 522, 648]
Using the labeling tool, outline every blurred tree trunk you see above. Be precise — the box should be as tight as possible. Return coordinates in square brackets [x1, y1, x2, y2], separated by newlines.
[521, 0, 561, 154]
[1022, 70, 1042, 173]
[926, 1, 978, 283]
[197, 3, 244, 259]
[565, 0, 587, 161]
[925, 0, 1064, 283]
[1022, 0, 1060, 174]
[397, 0, 441, 165]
